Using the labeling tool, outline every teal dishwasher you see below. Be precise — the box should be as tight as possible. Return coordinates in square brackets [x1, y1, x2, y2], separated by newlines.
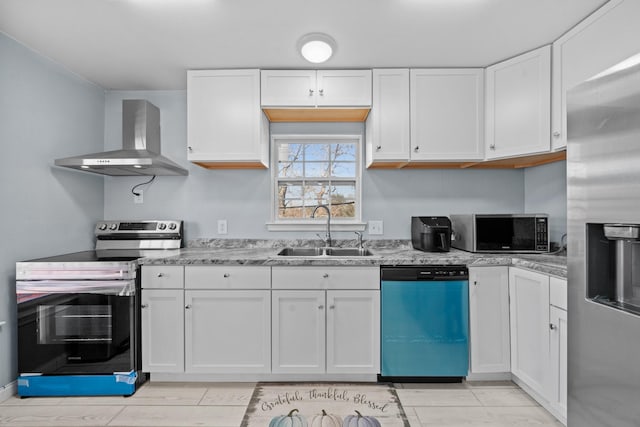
[379, 265, 469, 382]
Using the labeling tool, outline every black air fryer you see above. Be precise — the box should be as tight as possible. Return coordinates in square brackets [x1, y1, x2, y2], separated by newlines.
[411, 216, 452, 252]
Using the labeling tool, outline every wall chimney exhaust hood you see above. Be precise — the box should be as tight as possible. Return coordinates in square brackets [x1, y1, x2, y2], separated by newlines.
[55, 100, 188, 176]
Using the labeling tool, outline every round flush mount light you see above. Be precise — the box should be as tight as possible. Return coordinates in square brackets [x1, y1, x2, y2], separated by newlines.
[297, 33, 336, 64]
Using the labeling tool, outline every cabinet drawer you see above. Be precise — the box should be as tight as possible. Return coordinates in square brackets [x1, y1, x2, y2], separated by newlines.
[185, 266, 271, 289]
[272, 266, 379, 290]
[142, 266, 184, 289]
[550, 276, 567, 311]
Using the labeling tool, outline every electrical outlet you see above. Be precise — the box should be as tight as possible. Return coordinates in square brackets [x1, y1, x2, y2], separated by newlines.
[134, 190, 143, 204]
[217, 219, 228, 235]
[369, 220, 384, 235]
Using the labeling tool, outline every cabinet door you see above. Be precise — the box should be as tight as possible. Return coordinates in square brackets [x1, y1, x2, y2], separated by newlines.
[326, 290, 380, 374]
[366, 69, 410, 167]
[141, 289, 184, 373]
[272, 266, 379, 290]
[468, 267, 510, 374]
[260, 70, 317, 106]
[549, 305, 568, 423]
[316, 70, 372, 106]
[272, 290, 325, 373]
[187, 69, 268, 167]
[410, 69, 485, 161]
[185, 290, 270, 373]
[509, 268, 550, 397]
[552, 0, 638, 150]
[485, 46, 551, 159]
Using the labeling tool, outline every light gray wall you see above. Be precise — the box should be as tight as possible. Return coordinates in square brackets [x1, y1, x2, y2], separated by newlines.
[104, 91, 528, 241]
[0, 33, 105, 389]
[524, 160, 567, 247]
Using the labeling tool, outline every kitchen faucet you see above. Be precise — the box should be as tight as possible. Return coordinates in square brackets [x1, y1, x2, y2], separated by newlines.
[311, 204, 332, 247]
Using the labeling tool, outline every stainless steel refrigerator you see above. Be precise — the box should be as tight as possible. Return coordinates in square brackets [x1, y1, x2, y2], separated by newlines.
[567, 54, 640, 427]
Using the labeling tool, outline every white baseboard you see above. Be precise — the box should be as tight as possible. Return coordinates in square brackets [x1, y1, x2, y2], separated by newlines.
[466, 372, 512, 382]
[148, 373, 379, 383]
[0, 381, 17, 403]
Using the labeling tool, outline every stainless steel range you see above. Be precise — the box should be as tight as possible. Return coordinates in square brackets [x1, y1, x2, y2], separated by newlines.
[15, 220, 183, 397]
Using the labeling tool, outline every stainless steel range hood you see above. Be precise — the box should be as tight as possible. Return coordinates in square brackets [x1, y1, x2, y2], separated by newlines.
[55, 100, 188, 176]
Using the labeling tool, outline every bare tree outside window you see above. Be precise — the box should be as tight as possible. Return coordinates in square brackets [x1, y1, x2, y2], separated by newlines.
[275, 136, 359, 221]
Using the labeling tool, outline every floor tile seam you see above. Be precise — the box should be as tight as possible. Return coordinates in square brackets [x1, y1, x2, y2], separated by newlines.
[468, 388, 541, 407]
[105, 405, 128, 427]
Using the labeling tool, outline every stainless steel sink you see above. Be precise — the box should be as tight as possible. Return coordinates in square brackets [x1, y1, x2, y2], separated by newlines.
[277, 247, 373, 257]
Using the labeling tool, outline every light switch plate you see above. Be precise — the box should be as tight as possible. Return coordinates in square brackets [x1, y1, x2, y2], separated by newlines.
[217, 219, 228, 235]
[369, 220, 383, 235]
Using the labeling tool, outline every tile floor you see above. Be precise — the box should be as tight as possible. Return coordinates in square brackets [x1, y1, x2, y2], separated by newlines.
[0, 380, 564, 427]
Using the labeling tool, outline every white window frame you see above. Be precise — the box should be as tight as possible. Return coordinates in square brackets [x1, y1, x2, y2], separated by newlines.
[266, 134, 365, 232]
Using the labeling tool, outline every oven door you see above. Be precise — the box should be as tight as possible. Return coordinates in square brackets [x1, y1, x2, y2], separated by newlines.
[17, 280, 137, 375]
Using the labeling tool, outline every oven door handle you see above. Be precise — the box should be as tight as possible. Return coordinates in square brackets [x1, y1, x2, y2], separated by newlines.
[16, 280, 136, 296]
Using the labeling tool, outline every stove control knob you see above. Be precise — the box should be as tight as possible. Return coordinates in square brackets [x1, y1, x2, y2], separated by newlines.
[98, 223, 107, 230]
[158, 223, 167, 230]
[109, 223, 118, 230]
[168, 223, 177, 230]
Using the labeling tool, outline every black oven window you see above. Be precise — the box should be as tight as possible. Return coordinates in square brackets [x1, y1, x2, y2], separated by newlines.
[38, 305, 113, 344]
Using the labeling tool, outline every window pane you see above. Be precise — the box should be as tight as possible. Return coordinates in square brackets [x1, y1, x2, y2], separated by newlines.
[278, 161, 303, 178]
[306, 162, 331, 178]
[330, 143, 357, 162]
[278, 182, 303, 200]
[278, 143, 304, 163]
[331, 184, 356, 218]
[332, 162, 356, 177]
[304, 182, 330, 207]
[305, 144, 331, 162]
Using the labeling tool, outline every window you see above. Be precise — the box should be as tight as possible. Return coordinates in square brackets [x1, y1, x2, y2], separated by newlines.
[269, 134, 363, 230]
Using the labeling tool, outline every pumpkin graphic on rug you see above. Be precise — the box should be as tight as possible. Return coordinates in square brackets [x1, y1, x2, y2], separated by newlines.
[310, 409, 342, 427]
[342, 410, 381, 427]
[269, 409, 307, 427]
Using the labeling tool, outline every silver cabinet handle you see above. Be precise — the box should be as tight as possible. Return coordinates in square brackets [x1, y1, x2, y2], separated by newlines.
[414, 146, 420, 152]
[185, 304, 192, 309]
[309, 89, 314, 96]
[473, 281, 478, 286]
[188, 146, 193, 152]
[319, 89, 324, 96]
[318, 305, 324, 310]
[552, 131, 561, 138]
[549, 323, 556, 330]
[223, 273, 230, 278]
[329, 305, 335, 310]
[489, 144, 496, 150]
[157, 273, 164, 278]
[141, 304, 148, 309]
[376, 145, 382, 151]
[322, 273, 329, 278]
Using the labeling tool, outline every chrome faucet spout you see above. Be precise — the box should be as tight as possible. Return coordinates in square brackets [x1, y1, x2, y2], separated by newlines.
[311, 205, 332, 247]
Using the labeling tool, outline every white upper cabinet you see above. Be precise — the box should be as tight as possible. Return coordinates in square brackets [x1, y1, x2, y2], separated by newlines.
[261, 70, 372, 107]
[366, 69, 411, 167]
[187, 69, 269, 168]
[410, 68, 485, 161]
[485, 45, 551, 160]
[552, 0, 639, 150]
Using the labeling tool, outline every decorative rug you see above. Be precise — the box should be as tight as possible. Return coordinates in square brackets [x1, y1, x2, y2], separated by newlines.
[240, 382, 410, 427]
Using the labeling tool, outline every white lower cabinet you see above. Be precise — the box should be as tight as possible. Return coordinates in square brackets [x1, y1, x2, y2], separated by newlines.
[271, 266, 380, 375]
[185, 290, 271, 373]
[468, 266, 510, 374]
[142, 265, 271, 376]
[548, 276, 568, 423]
[508, 267, 550, 398]
[141, 289, 185, 373]
[272, 290, 326, 374]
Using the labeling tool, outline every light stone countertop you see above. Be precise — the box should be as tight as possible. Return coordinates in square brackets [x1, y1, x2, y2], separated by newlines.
[138, 239, 567, 278]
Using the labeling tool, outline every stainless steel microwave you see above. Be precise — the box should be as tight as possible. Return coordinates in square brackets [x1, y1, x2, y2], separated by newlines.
[450, 214, 549, 253]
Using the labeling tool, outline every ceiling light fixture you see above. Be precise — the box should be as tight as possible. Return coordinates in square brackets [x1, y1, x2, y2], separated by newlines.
[297, 33, 336, 64]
